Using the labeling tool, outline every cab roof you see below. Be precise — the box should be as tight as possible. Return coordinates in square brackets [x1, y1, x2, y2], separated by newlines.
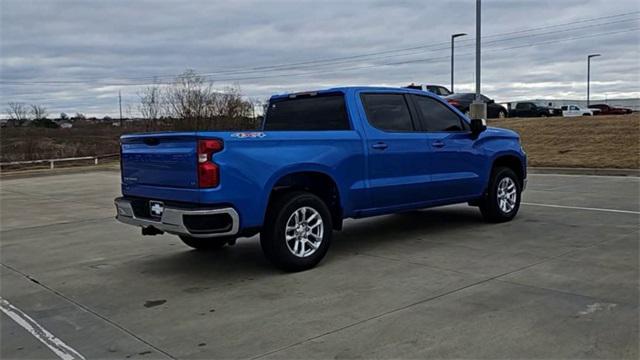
[269, 86, 434, 101]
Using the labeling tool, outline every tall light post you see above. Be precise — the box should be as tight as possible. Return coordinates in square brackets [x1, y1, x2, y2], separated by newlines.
[451, 33, 467, 93]
[587, 54, 601, 106]
[469, 0, 486, 120]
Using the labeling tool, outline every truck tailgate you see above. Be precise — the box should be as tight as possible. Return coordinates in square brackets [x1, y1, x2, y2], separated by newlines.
[121, 132, 198, 189]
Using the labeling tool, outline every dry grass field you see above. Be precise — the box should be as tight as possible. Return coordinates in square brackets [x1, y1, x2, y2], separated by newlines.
[1, 114, 638, 170]
[490, 113, 639, 169]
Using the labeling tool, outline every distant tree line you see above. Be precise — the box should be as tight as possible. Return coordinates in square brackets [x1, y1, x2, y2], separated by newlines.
[4, 69, 263, 130]
[4, 101, 94, 129]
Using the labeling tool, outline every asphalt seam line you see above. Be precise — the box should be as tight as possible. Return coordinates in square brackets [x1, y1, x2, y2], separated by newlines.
[0, 263, 176, 360]
[0, 297, 86, 360]
[522, 202, 640, 214]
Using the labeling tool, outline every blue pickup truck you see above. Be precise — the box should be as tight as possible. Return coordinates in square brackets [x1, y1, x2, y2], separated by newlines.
[115, 86, 526, 271]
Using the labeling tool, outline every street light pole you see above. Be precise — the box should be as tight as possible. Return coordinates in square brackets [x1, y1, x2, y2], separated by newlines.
[451, 33, 467, 93]
[469, 0, 486, 120]
[587, 54, 601, 106]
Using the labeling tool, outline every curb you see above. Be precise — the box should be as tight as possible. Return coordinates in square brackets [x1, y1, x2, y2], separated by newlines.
[529, 167, 639, 177]
[0, 162, 120, 180]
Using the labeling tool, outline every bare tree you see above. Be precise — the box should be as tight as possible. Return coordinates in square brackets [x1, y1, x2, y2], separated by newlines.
[163, 69, 256, 130]
[138, 84, 162, 130]
[30, 104, 48, 120]
[213, 85, 253, 129]
[165, 69, 215, 129]
[6, 102, 30, 126]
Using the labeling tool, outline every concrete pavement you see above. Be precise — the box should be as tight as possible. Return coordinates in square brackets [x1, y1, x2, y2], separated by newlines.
[1, 171, 638, 359]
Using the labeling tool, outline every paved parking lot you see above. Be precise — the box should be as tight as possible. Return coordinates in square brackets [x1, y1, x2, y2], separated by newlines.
[1, 170, 638, 359]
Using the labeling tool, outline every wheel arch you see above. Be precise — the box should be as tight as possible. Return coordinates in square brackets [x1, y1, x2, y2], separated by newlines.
[491, 154, 526, 186]
[263, 168, 344, 230]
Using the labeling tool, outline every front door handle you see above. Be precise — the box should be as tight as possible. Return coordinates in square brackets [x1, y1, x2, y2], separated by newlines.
[372, 142, 388, 150]
[432, 141, 445, 148]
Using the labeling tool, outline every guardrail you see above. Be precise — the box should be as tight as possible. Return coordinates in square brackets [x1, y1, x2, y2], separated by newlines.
[0, 153, 119, 170]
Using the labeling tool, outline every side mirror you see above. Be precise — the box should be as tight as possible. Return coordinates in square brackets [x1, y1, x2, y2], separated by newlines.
[470, 118, 487, 136]
[488, 99, 495, 104]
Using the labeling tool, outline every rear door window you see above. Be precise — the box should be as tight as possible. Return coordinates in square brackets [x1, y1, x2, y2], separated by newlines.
[360, 93, 414, 132]
[264, 93, 350, 130]
[411, 95, 466, 132]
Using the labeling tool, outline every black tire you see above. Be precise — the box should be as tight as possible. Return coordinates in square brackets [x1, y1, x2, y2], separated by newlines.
[498, 110, 507, 119]
[479, 167, 521, 223]
[260, 191, 332, 272]
[179, 235, 235, 251]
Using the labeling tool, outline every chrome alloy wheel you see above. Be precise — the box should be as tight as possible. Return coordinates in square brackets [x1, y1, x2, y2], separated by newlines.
[497, 177, 517, 213]
[285, 206, 324, 258]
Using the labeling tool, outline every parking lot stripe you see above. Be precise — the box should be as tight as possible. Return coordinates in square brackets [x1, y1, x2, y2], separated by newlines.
[522, 202, 639, 214]
[0, 297, 86, 360]
[529, 173, 640, 179]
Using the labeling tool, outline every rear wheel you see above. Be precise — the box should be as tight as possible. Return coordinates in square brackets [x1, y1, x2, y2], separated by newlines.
[498, 110, 507, 118]
[479, 167, 521, 223]
[179, 235, 235, 250]
[261, 191, 332, 272]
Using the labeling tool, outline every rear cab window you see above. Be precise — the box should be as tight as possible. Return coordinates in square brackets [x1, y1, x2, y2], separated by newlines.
[264, 93, 350, 131]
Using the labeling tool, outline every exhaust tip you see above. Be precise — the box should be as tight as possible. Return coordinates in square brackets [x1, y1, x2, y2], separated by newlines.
[142, 226, 164, 236]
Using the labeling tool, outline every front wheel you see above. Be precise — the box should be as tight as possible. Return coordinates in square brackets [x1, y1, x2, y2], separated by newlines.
[498, 110, 507, 119]
[261, 191, 332, 272]
[179, 235, 235, 250]
[479, 167, 521, 222]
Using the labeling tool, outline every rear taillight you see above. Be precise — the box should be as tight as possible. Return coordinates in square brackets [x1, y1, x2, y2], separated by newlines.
[447, 99, 460, 106]
[197, 139, 223, 188]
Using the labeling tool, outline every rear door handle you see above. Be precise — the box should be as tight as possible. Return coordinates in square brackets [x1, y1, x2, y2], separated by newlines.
[432, 141, 445, 148]
[372, 142, 388, 150]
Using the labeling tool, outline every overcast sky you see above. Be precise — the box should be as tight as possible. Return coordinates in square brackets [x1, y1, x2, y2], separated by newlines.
[1, 0, 639, 117]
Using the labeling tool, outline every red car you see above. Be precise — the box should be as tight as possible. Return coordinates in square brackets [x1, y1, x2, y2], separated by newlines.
[588, 104, 633, 115]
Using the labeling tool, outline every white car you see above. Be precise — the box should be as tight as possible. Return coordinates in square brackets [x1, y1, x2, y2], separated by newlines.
[561, 105, 596, 117]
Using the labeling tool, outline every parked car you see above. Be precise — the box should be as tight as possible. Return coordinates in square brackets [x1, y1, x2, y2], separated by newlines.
[444, 93, 508, 119]
[509, 102, 554, 118]
[115, 87, 527, 271]
[588, 104, 633, 115]
[404, 83, 452, 97]
[561, 105, 595, 117]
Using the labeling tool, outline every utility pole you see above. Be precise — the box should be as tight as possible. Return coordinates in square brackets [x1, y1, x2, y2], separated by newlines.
[119, 90, 123, 127]
[587, 54, 601, 106]
[469, 0, 486, 120]
[451, 33, 466, 93]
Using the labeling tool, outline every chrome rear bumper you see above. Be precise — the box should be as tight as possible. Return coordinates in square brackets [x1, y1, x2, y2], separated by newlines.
[114, 197, 239, 238]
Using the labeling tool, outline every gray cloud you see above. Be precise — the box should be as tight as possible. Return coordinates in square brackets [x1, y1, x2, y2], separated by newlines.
[1, 0, 639, 117]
